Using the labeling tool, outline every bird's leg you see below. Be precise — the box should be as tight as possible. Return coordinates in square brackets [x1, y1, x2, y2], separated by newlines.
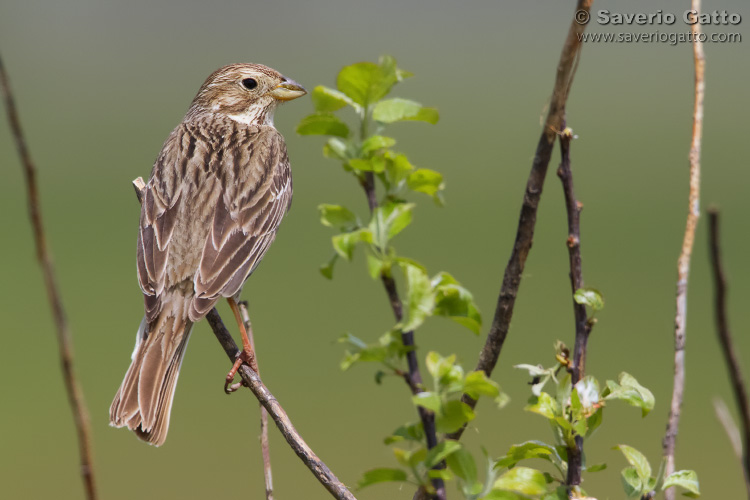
[224, 297, 259, 393]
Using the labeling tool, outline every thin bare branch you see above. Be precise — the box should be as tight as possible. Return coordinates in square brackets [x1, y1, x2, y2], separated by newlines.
[239, 301, 274, 500]
[448, 0, 594, 442]
[0, 53, 97, 499]
[708, 210, 750, 497]
[206, 310, 357, 500]
[662, 5, 704, 497]
[556, 127, 593, 491]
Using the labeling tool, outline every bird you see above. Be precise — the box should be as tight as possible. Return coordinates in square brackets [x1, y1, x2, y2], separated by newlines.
[110, 63, 306, 446]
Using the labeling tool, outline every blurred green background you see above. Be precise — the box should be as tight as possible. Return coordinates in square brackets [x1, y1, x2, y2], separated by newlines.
[1, 0, 748, 498]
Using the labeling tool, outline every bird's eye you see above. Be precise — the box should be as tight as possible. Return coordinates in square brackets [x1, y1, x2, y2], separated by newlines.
[241, 78, 258, 90]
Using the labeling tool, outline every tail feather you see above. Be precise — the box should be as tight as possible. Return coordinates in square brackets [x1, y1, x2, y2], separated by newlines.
[110, 294, 194, 446]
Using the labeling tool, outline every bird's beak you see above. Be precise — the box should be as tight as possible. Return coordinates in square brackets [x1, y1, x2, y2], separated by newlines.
[270, 80, 307, 101]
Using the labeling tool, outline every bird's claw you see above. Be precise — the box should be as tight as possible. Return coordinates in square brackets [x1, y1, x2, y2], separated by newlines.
[224, 350, 256, 394]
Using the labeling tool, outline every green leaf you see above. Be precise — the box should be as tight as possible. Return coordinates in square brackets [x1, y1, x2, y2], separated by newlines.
[412, 392, 441, 413]
[338, 333, 390, 371]
[445, 447, 478, 486]
[463, 371, 500, 399]
[318, 204, 357, 230]
[361, 135, 396, 154]
[373, 98, 420, 122]
[407, 168, 444, 197]
[586, 463, 607, 473]
[604, 372, 655, 417]
[323, 137, 349, 160]
[385, 153, 415, 186]
[357, 468, 408, 489]
[424, 440, 462, 469]
[348, 157, 385, 173]
[525, 392, 560, 420]
[585, 407, 603, 438]
[427, 469, 453, 481]
[366, 254, 384, 280]
[369, 202, 415, 249]
[332, 228, 372, 260]
[423, 352, 464, 392]
[296, 112, 350, 138]
[399, 261, 435, 331]
[621, 467, 644, 497]
[566, 384, 588, 436]
[393, 447, 411, 468]
[319, 253, 338, 280]
[573, 287, 605, 311]
[311, 85, 356, 112]
[373, 98, 439, 124]
[495, 441, 559, 470]
[432, 272, 482, 334]
[378, 55, 413, 82]
[337, 62, 395, 107]
[425, 351, 441, 380]
[408, 447, 428, 469]
[615, 444, 652, 482]
[662, 470, 700, 497]
[406, 107, 440, 124]
[385, 423, 424, 445]
[492, 466, 548, 496]
[386, 203, 414, 240]
[436, 400, 475, 433]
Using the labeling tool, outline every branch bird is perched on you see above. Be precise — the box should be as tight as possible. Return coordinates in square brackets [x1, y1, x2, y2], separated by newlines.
[110, 63, 306, 446]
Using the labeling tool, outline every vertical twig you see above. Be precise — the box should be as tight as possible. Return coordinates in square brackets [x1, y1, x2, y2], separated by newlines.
[556, 127, 593, 491]
[359, 173, 446, 500]
[662, 4, 704, 497]
[0, 53, 97, 499]
[239, 301, 274, 500]
[448, 0, 594, 442]
[708, 210, 750, 497]
[205, 309, 358, 500]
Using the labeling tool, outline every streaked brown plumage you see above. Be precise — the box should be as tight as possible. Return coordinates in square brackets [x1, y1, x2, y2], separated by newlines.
[110, 63, 306, 446]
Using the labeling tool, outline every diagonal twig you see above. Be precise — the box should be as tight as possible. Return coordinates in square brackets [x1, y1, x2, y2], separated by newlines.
[662, 4, 705, 497]
[0, 52, 98, 499]
[206, 310, 357, 500]
[447, 0, 594, 442]
[556, 127, 594, 490]
[708, 209, 750, 497]
[133, 179, 354, 500]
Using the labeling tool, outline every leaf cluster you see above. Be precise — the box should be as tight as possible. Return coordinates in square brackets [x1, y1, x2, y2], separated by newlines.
[362, 352, 506, 498]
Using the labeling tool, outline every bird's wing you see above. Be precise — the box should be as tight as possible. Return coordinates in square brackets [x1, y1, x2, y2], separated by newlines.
[190, 127, 292, 320]
[136, 128, 188, 322]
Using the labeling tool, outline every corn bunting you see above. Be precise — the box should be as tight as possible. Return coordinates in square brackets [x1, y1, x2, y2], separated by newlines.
[110, 63, 306, 446]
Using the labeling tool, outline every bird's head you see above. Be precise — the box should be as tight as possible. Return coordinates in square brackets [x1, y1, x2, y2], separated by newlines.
[187, 63, 306, 125]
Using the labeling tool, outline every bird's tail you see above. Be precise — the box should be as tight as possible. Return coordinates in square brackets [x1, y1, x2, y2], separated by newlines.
[110, 293, 194, 446]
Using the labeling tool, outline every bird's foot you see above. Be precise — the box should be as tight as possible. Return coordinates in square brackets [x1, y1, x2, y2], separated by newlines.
[224, 349, 258, 394]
